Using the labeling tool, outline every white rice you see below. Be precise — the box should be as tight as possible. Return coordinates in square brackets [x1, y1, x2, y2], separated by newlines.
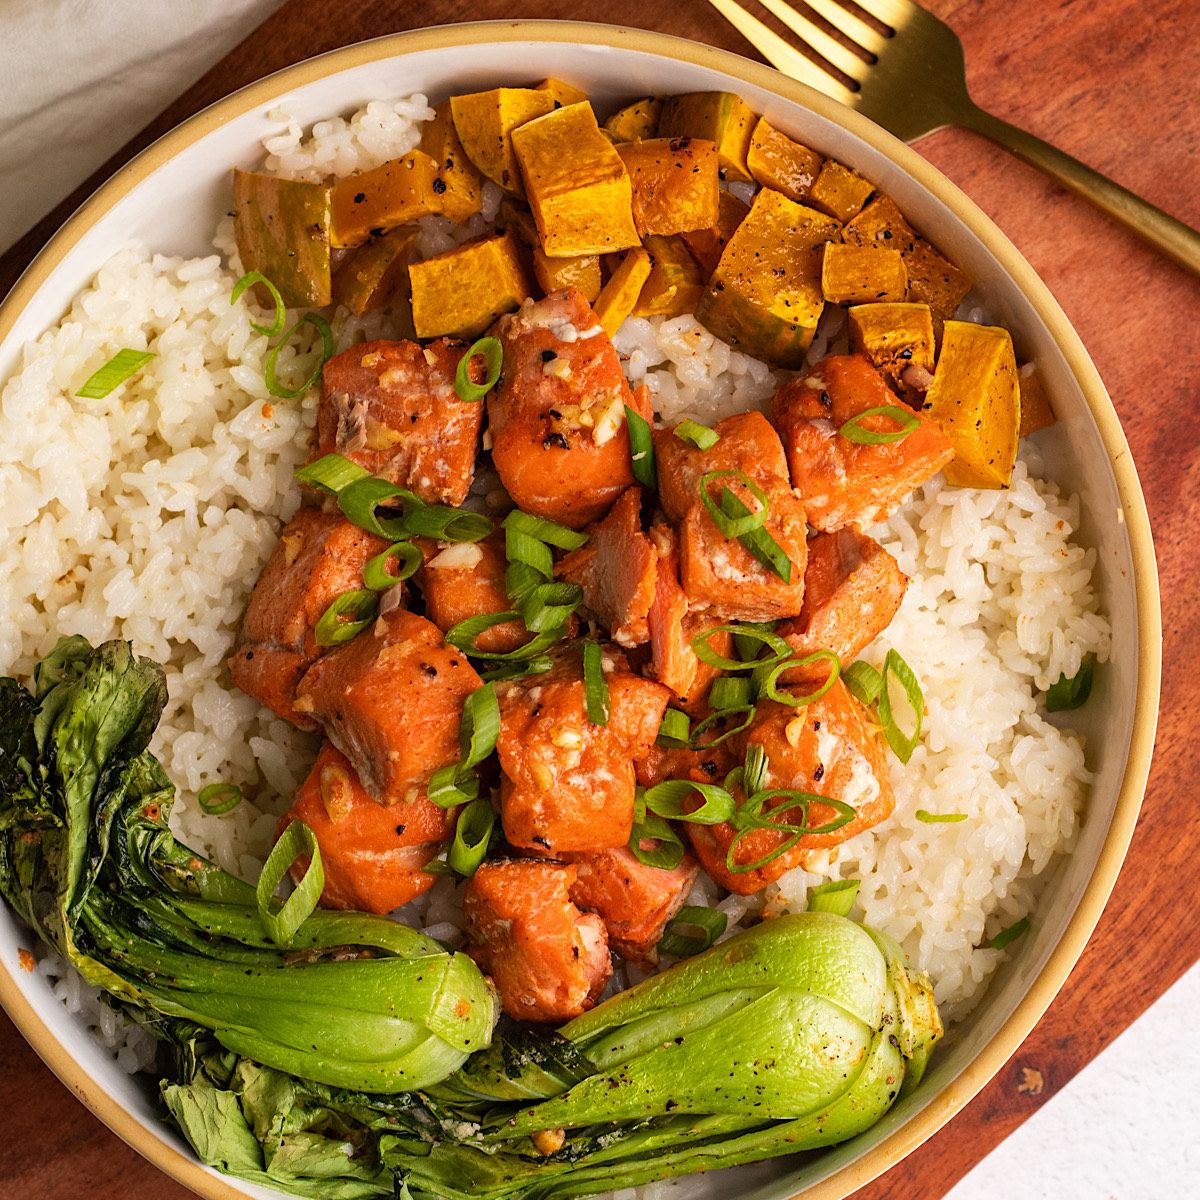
[1, 98, 1110, 1070]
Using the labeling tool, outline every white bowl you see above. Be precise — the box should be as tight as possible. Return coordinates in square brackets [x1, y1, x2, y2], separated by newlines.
[0, 20, 1160, 1200]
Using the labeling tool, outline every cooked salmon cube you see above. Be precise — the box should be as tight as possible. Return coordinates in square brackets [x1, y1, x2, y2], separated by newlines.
[294, 609, 482, 802]
[563, 845, 699, 962]
[556, 488, 657, 648]
[686, 684, 895, 894]
[488, 289, 648, 529]
[495, 643, 670, 853]
[645, 524, 729, 713]
[279, 743, 455, 914]
[635, 736, 739, 790]
[230, 508, 388, 729]
[317, 338, 484, 506]
[416, 532, 528, 654]
[653, 411, 790, 522]
[678, 474, 809, 621]
[464, 859, 612, 1022]
[772, 354, 954, 530]
[777, 528, 907, 680]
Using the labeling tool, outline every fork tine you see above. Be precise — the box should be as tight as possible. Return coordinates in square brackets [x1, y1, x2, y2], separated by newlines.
[800, 0, 890, 55]
[843, 0, 911, 30]
[756, 0, 872, 82]
[706, 0, 858, 103]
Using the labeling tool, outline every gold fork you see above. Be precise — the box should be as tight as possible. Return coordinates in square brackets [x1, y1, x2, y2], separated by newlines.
[707, 0, 1200, 273]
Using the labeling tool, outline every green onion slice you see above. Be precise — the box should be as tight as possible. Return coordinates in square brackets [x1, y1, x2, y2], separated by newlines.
[231, 271, 286, 338]
[625, 405, 657, 490]
[742, 743, 769, 795]
[480, 656, 554, 683]
[197, 782, 242, 815]
[518, 581, 582, 633]
[1045, 657, 1095, 712]
[76, 349, 156, 400]
[505, 526, 555, 580]
[454, 336, 503, 402]
[314, 589, 378, 647]
[642, 780, 735, 825]
[505, 560, 545, 605]
[656, 709, 691, 749]
[989, 916, 1030, 950]
[724, 790, 857, 875]
[718, 488, 793, 582]
[733, 621, 780, 662]
[708, 675, 751, 711]
[628, 805, 685, 871]
[658, 906, 727, 958]
[445, 612, 563, 661]
[688, 704, 756, 749]
[843, 660, 883, 706]
[674, 419, 721, 450]
[877, 649, 924, 764]
[460, 683, 500, 770]
[582, 641, 609, 726]
[363, 542, 421, 591]
[699, 470, 769, 538]
[294, 452, 371, 495]
[758, 651, 841, 708]
[916, 809, 968, 824]
[264, 312, 334, 400]
[257, 820, 324, 946]
[338, 477, 420, 540]
[401, 505, 493, 544]
[692, 625, 792, 671]
[808, 878, 860, 917]
[839, 405, 920, 445]
[449, 798, 495, 876]
[502, 509, 589, 550]
[427, 763, 481, 809]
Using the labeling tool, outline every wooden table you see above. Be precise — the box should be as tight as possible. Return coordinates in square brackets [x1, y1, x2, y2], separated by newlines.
[1, 1, 1195, 1196]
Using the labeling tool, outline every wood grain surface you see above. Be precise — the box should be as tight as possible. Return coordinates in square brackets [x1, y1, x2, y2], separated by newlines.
[1, 1, 1196, 1197]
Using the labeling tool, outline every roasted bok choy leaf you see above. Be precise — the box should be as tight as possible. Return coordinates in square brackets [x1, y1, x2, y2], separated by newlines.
[0, 637, 495, 1094]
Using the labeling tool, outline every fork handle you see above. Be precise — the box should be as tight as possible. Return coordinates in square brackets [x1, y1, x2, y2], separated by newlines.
[959, 103, 1200, 275]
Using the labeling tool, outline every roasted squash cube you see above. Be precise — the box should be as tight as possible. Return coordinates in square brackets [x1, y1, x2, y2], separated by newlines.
[848, 302, 936, 404]
[747, 117, 823, 202]
[616, 137, 720, 237]
[594, 247, 653, 336]
[658, 92, 755, 182]
[844, 195, 972, 319]
[821, 243, 908, 305]
[1018, 366, 1056, 437]
[807, 159, 875, 223]
[680, 190, 750, 276]
[332, 226, 419, 315]
[695, 189, 840, 368]
[233, 169, 331, 307]
[923, 321, 1020, 488]
[450, 87, 556, 195]
[633, 235, 706, 317]
[418, 101, 484, 224]
[536, 77, 591, 108]
[511, 102, 642, 257]
[603, 97, 663, 143]
[409, 232, 532, 339]
[535, 250, 602, 302]
[330, 150, 441, 249]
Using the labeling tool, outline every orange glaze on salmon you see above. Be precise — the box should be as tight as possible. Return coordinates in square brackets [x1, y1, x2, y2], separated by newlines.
[772, 354, 954, 530]
[495, 643, 670, 853]
[678, 474, 809, 621]
[488, 289, 649, 529]
[562, 845, 699, 962]
[556, 488, 657, 648]
[294, 608, 482, 803]
[279, 743, 454, 914]
[653, 411, 790, 522]
[317, 338, 484, 506]
[686, 685, 895, 894]
[777, 528, 907, 682]
[464, 859, 612, 1022]
[229, 508, 388, 729]
[416, 531, 529, 654]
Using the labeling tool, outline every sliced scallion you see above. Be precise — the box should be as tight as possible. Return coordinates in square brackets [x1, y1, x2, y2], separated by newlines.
[264, 312, 334, 400]
[657, 906, 727, 958]
[724, 790, 857, 874]
[454, 336, 503, 402]
[674, 419, 720, 450]
[742, 743, 769, 795]
[808, 878, 860, 917]
[231, 271, 286, 338]
[256, 820, 324, 947]
[294, 452, 370, 495]
[687, 704, 756, 749]
[363, 542, 421, 591]
[76, 349, 156, 400]
[518, 581, 582, 633]
[717, 488, 793, 582]
[642, 780, 735, 825]
[843, 659, 883, 706]
[839, 405, 920, 445]
[505, 560, 545, 606]
[708, 675, 751, 711]
[625, 405, 656, 490]
[427, 763, 481, 809]
[401, 505, 493, 543]
[989, 916, 1030, 950]
[699, 470, 768, 538]
[757, 651, 841, 708]
[448, 798, 495, 876]
[628, 804, 685, 871]
[733, 621, 780, 663]
[480, 656, 554, 683]
[582, 641, 609, 726]
[460, 683, 500, 770]
[656, 708, 691, 749]
[691, 625, 791, 672]
[445, 612, 563, 661]
[314, 589, 378, 647]
[916, 809, 968, 824]
[505, 526, 555, 580]
[877, 649, 924, 764]
[1044, 657, 1095, 712]
[197, 782, 242, 815]
[502, 509, 589, 550]
[338, 477, 420, 540]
